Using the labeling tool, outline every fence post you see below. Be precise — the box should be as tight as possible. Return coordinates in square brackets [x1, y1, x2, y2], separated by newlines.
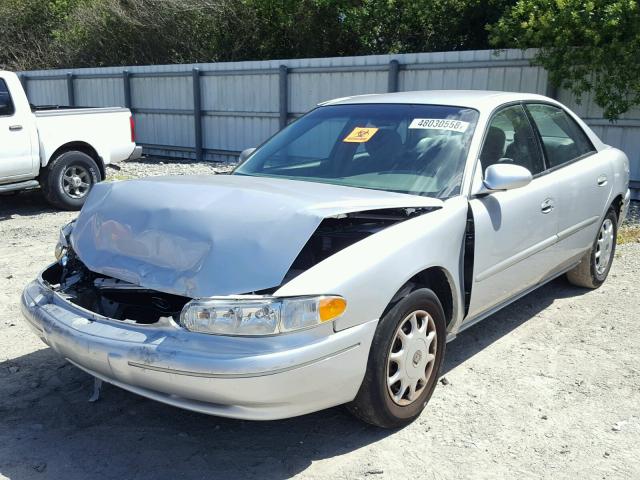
[545, 80, 558, 100]
[388, 59, 400, 93]
[279, 65, 288, 129]
[66, 72, 75, 106]
[122, 70, 132, 108]
[192, 68, 203, 162]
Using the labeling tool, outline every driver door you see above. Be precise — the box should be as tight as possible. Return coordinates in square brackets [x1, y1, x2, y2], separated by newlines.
[0, 78, 34, 181]
[466, 104, 559, 320]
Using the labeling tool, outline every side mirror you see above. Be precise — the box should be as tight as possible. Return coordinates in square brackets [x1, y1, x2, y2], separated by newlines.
[238, 147, 256, 164]
[475, 163, 532, 195]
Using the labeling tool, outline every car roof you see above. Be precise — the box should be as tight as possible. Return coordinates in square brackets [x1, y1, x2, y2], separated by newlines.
[320, 90, 552, 111]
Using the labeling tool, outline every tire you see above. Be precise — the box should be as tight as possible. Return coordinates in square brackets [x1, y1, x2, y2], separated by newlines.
[347, 288, 447, 429]
[566, 209, 618, 289]
[41, 151, 101, 210]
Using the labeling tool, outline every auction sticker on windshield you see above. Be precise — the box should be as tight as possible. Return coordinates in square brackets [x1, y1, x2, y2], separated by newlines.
[409, 118, 469, 132]
[343, 127, 379, 143]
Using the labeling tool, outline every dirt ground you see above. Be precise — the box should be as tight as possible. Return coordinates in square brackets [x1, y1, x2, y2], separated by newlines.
[1, 161, 639, 480]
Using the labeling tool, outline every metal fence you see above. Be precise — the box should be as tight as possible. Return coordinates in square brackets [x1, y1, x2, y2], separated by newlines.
[19, 49, 640, 198]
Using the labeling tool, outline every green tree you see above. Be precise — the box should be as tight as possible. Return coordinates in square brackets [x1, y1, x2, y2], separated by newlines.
[0, 0, 78, 70]
[344, 0, 514, 54]
[0, 0, 517, 71]
[489, 0, 640, 119]
[52, 0, 239, 67]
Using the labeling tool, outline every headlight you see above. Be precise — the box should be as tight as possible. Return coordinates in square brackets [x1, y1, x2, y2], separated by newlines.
[180, 295, 347, 336]
[55, 220, 75, 262]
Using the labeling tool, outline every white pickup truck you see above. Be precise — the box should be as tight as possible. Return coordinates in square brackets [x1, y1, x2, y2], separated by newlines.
[0, 70, 141, 209]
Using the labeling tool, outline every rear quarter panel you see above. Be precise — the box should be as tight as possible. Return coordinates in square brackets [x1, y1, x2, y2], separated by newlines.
[35, 108, 135, 166]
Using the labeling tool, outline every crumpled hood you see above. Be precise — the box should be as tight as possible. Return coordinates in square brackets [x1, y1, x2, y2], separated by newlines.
[71, 175, 442, 297]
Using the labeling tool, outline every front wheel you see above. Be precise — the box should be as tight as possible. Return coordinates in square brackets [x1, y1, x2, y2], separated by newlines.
[347, 288, 446, 428]
[41, 151, 101, 210]
[566, 209, 618, 289]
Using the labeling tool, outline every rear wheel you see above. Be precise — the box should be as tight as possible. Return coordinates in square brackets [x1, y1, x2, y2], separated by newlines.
[566, 209, 617, 289]
[41, 151, 101, 210]
[347, 288, 446, 428]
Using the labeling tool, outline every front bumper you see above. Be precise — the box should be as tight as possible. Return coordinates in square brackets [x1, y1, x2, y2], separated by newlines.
[21, 276, 377, 420]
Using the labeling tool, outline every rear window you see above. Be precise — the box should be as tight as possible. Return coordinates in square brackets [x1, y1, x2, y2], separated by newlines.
[0, 79, 15, 116]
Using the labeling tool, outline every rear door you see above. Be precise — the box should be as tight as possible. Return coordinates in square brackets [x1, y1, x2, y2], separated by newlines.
[525, 103, 609, 265]
[467, 104, 560, 319]
[0, 78, 34, 181]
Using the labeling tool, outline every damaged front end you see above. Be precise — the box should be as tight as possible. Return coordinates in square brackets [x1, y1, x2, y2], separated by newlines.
[20, 175, 446, 419]
[22, 238, 379, 420]
[51, 220, 191, 325]
[47, 205, 432, 332]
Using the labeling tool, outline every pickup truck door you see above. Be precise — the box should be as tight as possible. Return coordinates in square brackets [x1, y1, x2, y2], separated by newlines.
[524, 103, 612, 265]
[466, 104, 560, 320]
[0, 77, 35, 181]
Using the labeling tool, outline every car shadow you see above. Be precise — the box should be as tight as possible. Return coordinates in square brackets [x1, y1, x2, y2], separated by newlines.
[0, 277, 588, 480]
[441, 276, 588, 376]
[0, 189, 56, 220]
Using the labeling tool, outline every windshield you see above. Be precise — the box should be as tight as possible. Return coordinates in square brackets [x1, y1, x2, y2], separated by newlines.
[234, 103, 479, 198]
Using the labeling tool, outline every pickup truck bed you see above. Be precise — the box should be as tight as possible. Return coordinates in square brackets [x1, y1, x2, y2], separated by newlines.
[0, 70, 141, 210]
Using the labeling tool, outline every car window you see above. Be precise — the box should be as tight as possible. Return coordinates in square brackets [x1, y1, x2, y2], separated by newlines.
[0, 79, 15, 116]
[263, 117, 348, 169]
[526, 103, 595, 169]
[479, 104, 544, 175]
[236, 103, 479, 199]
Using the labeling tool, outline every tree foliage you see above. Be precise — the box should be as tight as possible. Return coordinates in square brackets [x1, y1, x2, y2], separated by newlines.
[3, 0, 639, 118]
[0, 0, 511, 71]
[489, 0, 640, 119]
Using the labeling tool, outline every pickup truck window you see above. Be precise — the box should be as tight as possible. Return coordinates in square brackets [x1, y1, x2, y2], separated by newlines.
[526, 103, 596, 169]
[0, 79, 15, 116]
[235, 103, 479, 199]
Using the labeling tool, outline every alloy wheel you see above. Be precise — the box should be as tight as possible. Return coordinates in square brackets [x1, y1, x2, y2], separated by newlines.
[61, 165, 92, 199]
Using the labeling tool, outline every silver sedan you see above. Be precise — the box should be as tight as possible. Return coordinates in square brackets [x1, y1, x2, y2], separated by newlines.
[21, 91, 630, 428]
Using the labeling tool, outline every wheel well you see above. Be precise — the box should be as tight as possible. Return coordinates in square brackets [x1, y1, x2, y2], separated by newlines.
[611, 194, 624, 222]
[386, 267, 455, 330]
[47, 142, 105, 180]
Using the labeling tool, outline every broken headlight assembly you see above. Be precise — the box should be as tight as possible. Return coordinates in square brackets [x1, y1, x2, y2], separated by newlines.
[180, 295, 347, 336]
[55, 220, 75, 263]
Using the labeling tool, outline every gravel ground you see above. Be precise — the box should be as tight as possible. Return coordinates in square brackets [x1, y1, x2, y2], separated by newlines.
[1, 158, 639, 480]
[111, 156, 235, 179]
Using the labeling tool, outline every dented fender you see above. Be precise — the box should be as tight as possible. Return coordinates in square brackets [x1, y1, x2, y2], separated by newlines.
[275, 196, 468, 333]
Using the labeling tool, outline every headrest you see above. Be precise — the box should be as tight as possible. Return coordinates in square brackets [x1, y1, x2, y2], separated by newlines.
[480, 126, 506, 163]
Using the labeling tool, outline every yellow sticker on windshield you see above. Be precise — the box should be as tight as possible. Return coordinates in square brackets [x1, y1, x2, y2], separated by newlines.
[343, 127, 379, 143]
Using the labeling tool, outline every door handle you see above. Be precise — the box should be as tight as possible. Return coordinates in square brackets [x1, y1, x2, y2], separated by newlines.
[597, 174, 608, 187]
[9, 125, 22, 131]
[541, 198, 554, 214]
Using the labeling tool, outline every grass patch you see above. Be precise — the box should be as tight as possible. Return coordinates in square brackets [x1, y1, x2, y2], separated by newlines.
[618, 225, 640, 245]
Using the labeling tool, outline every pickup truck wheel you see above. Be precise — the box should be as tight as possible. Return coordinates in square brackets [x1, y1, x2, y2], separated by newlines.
[41, 151, 101, 210]
[347, 288, 446, 429]
[566, 209, 618, 289]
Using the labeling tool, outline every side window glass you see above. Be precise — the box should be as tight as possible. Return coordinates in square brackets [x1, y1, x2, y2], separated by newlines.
[479, 104, 544, 175]
[526, 104, 595, 168]
[0, 79, 15, 116]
